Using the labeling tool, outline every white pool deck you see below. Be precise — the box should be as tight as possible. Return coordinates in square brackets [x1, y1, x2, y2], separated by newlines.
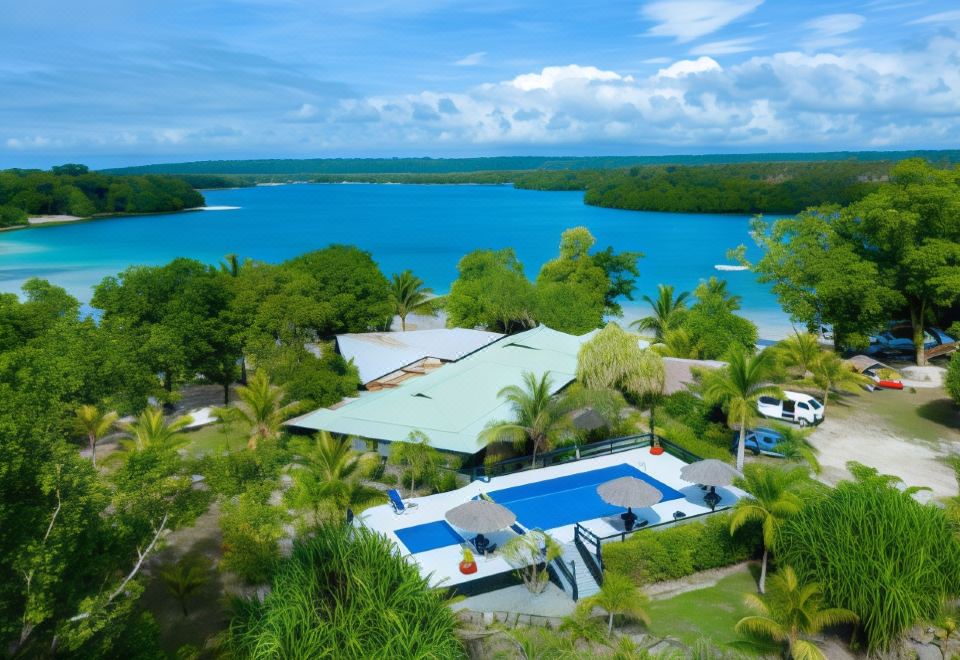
[357, 448, 745, 589]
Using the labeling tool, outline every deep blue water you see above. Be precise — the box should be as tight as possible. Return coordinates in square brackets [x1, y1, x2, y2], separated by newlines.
[0, 183, 791, 337]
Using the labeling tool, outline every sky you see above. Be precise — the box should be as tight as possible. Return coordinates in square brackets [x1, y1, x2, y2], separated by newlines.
[2, 0, 959, 168]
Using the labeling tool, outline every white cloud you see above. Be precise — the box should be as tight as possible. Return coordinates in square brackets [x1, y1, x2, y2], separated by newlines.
[288, 103, 321, 120]
[641, 57, 671, 64]
[690, 36, 761, 55]
[909, 10, 960, 25]
[455, 51, 487, 66]
[509, 64, 625, 91]
[642, 0, 764, 42]
[656, 56, 721, 78]
[802, 13, 865, 48]
[5, 135, 53, 149]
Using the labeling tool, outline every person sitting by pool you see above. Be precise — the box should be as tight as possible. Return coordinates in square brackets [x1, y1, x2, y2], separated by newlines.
[620, 507, 638, 531]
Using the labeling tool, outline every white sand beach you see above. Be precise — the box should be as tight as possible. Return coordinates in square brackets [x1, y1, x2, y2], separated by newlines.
[28, 214, 85, 225]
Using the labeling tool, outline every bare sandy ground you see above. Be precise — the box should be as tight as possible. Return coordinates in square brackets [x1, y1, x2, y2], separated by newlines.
[808, 388, 960, 499]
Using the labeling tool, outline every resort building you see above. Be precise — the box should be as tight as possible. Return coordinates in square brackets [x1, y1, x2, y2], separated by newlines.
[288, 325, 595, 456]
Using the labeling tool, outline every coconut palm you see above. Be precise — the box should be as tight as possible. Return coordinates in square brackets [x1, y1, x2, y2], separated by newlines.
[219, 253, 252, 277]
[655, 326, 702, 359]
[479, 371, 581, 468]
[231, 371, 299, 449]
[730, 464, 808, 593]
[158, 554, 211, 617]
[768, 424, 820, 474]
[776, 331, 822, 379]
[389, 270, 436, 331]
[695, 276, 742, 312]
[388, 430, 444, 494]
[287, 431, 384, 521]
[703, 346, 781, 471]
[735, 566, 858, 660]
[74, 404, 118, 468]
[582, 572, 651, 636]
[120, 406, 192, 453]
[630, 284, 690, 341]
[808, 351, 871, 412]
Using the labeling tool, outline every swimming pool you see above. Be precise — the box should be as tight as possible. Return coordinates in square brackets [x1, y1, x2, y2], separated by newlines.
[487, 463, 684, 530]
[395, 520, 465, 554]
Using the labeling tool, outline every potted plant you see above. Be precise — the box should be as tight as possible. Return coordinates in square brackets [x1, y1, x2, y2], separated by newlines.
[459, 547, 477, 575]
[649, 433, 665, 455]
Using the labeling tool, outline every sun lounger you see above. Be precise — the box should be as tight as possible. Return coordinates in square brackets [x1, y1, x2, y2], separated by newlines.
[387, 489, 417, 514]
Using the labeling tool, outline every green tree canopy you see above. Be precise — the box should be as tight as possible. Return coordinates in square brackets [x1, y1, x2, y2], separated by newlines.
[446, 248, 536, 333]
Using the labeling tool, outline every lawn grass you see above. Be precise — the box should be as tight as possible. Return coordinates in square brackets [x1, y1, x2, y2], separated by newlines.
[646, 568, 759, 651]
[827, 386, 960, 444]
[182, 423, 249, 457]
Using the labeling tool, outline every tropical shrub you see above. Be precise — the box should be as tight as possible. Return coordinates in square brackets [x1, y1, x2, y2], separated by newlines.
[658, 419, 731, 462]
[199, 444, 289, 499]
[776, 468, 960, 652]
[947, 352, 960, 406]
[219, 489, 287, 584]
[603, 513, 760, 585]
[224, 524, 464, 659]
[662, 391, 712, 435]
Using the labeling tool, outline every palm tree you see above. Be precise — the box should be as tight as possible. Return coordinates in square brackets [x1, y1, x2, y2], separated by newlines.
[582, 572, 651, 636]
[389, 270, 436, 331]
[120, 406, 192, 453]
[735, 566, 858, 660]
[219, 253, 251, 277]
[808, 351, 871, 412]
[287, 431, 384, 521]
[158, 554, 210, 617]
[74, 404, 118, 468]
[388, 430, 444, 494]
[654, 327, 702, 359]
[730, 464, 807, 593]
[695, 276, 742, 312]
[479, 371, 579, 468]
[630, 284, 690, 342]
[703, 346, 781, 471]
[776, 331, 822, 379]
[771, 424, 820, 474]
[231, 371, 299, 449]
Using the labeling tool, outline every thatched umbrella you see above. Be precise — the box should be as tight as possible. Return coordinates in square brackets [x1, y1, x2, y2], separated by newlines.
[680, 459, 742, 511]
[445, 500, 516, 535]
[597, 477, 663, 510]
[679, 459, 742, 488]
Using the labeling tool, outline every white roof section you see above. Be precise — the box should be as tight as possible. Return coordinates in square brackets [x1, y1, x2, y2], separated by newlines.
[336, 328, 504, 385]
[292, 326, 596, 454]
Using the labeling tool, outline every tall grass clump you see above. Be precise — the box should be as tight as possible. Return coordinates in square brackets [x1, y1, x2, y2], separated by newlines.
[224, 523, 464, 659]
[776, 467, 960, 653]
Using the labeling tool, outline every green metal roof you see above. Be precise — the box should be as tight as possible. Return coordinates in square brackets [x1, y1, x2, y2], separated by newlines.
[289, 325, 595, 454]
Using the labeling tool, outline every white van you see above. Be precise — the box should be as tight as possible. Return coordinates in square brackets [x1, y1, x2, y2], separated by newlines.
[756, 391, 824, 427]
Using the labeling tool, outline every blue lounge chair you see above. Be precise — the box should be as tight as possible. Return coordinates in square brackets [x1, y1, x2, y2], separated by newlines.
[387, 489, 417, 515]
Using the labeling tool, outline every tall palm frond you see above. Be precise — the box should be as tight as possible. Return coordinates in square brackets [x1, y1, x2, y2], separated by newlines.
[119, 406, 192, 453]
[776, 331, 823, 379]
[74, 404, 119, 468]
[806, 352, 872, 412]
[703, 346, 781, 471]
[231, 371, 300, 449]
[389, 270, 436, 331]
[630, 284, 690, 341]
[581, 571, 651, 636]
[695, 276, 742, 312]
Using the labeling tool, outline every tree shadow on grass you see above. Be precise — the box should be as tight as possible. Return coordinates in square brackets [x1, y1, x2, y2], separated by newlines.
[915, 398, 960, 432]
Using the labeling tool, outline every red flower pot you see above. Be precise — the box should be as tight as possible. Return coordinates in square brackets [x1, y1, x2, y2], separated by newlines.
[650, 446, 665, 455]
[459, 561, 477, 575]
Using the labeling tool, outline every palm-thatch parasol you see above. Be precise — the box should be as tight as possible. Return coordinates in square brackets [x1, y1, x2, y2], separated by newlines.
[596, 477, 663, 510]
[679, 459, 742, 487]
[445, 499, 516, 535]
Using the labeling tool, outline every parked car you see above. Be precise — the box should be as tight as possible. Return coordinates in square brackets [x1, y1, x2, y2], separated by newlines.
[756, 391, 824, 426]
[732, 427, 786, 457]
[866, 324, 956, 357]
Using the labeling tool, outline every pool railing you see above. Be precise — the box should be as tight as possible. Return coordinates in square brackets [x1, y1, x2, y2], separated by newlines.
[460, 433, 700, 482]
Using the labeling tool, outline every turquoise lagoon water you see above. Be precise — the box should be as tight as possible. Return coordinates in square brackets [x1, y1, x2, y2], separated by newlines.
[0, 183, 792, 338]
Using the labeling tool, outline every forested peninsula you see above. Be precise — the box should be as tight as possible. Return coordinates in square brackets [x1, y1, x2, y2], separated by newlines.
[0, 164, 204, 228]
[103, 151, 960, 215]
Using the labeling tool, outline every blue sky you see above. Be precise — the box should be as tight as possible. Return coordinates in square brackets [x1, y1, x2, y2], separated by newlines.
[2, 0, 959, 168]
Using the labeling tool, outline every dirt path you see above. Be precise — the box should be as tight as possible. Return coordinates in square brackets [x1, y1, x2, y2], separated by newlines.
[808, 387, 960, 499]
[646, 562, 755, 600]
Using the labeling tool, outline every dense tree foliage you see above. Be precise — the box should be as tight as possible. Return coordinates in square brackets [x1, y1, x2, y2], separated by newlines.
[748, 160, 960, 362]
[445, 248, 537, 333]
[948, 353, 960, 406]
[224, 525, 464, 659]
[0, 165, 203, 227]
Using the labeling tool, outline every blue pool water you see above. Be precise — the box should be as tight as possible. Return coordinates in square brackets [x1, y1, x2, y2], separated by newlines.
[487, 463, 683, 530]
[0, 184, 792, 337]
[395, 520, 466, 554]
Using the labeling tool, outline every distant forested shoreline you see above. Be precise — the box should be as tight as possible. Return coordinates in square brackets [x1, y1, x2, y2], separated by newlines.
[0, 164, 204, 228]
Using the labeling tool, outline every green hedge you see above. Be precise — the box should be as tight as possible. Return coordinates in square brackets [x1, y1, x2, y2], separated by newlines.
[659, 419, 732, 463]
[947, 352, 960, 406]
[603, 513, 760, 584]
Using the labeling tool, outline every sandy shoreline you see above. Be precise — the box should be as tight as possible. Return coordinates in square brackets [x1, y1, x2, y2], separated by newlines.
[28, 214, 86, 225]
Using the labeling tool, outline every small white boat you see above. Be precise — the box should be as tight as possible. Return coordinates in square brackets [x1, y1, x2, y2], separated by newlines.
[714, 264, 748, 272]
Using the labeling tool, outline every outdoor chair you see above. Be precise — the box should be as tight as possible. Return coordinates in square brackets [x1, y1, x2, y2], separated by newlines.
[387, 489, 417, 515]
